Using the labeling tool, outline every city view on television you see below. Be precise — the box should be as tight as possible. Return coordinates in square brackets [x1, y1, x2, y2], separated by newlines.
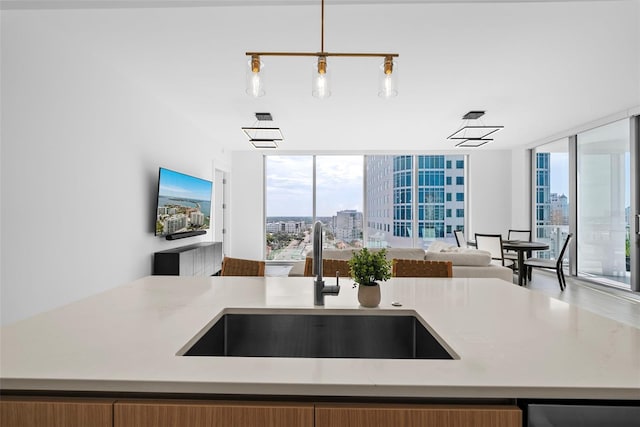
[155, 168, 212, 237]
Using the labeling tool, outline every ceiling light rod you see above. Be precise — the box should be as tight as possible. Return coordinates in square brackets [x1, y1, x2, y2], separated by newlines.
[246, 52, 398, 58]
[245, 0, 397, 59]
[245, 0, 399, 99]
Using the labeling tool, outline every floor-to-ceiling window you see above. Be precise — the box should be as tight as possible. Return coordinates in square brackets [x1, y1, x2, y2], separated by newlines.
[264, 156, 313, 261]
[264, 155, 363, 260]
[316, 156, 364, 250]
[265, 154, 467, 259]
[533, 138, 570, 259]
[577, 119, 631, 288]
[531, 117, 638, 292]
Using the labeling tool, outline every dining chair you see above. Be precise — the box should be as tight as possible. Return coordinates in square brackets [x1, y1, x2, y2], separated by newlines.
[453, 230, 467, 248]
[303, 258, 351, 278]
[524, 233, 573, 291]
[504, 229, 532, 270]
[392, 259, 453, 278]
[507, 229, 532, 242]
[220, 256, 266, 276]
[474, 233, 514, 268]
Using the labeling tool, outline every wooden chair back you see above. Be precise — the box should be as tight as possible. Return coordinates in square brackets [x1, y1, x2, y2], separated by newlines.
[220, 256, 265, 276]
[392, 259, 453, 278]
[303, 258, 351, 278]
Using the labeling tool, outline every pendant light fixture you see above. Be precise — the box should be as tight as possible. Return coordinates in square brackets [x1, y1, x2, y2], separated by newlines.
[447, 111, 504, 147]
[242, 112, 283, 149]
[379, 56, 398, 98]
[246, 0, 398, 99]
[312, 56, 331, 99]
[246, 55, 265, 98]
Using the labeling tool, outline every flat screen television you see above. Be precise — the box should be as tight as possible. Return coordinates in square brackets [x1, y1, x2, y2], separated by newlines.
[155, 167, 213, 238]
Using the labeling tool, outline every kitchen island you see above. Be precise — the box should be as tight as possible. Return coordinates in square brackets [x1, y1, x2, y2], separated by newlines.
[1, 276, 639, 426]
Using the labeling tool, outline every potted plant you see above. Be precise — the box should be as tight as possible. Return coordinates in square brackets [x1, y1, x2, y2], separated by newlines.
[348, 248, 392, 307]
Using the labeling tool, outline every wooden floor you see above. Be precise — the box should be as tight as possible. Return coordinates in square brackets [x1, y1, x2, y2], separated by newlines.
[518, 269, 640, 328]
[265, 265, 640, 328]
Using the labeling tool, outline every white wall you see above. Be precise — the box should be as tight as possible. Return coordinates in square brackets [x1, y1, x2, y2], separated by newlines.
[467, 151, 513, 237]
[509, 148, 532, 231]
[0, 11, 230, 325]
[228, 151, 264, 260]
[228, 151, 513, 259]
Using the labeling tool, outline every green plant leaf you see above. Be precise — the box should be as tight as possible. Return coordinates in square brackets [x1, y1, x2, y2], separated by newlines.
[348, 248, 392, 286]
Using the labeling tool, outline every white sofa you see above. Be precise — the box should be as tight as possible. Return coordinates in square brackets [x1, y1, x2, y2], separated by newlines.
[288, 244, 514, 282]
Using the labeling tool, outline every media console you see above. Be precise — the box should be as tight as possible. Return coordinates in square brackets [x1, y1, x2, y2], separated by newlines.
[153, 242, 222, 276]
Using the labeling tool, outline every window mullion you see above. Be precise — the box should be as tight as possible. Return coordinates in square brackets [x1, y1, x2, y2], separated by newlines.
[363, 155, 368, 247]
[413, 155, 418, 248]
[312, 155, 317, 224]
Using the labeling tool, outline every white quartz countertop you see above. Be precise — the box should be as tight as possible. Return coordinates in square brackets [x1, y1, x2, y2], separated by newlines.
[1, 276, 639, 399]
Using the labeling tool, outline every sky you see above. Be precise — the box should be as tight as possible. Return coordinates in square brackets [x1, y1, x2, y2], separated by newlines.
[159, 167, 213, 201]
[266, 155, 363, 217]
[550, 153, 569, 197]
[266, 149, 631, 219]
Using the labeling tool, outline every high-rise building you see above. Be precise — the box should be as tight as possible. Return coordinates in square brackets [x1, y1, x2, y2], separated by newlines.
[550, 193, 569, 225]
[366, 155, 395, 247]
[535, 153, 551, 239]
[334, 210, 363, 242]
[266, 221, 306, 234]
[366, 155, 465, 248]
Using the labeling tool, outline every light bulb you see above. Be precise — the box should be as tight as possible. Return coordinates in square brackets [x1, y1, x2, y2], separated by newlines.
[314, 74, 329, 99]
[246, 56, 265, 97]
[249, 72, 263, 98]
[382, 75, 394, 98]
[378, 57, 398, 98]
[312, 56, 331, 99]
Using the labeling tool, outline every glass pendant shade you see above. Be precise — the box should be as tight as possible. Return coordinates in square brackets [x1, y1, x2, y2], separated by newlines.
[378, 57, 398, 98]
[246, 56, 265, 98]
[312, 56, 331, 99]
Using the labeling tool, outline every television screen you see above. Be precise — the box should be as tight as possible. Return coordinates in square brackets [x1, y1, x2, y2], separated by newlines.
[155, 167, 213, 237]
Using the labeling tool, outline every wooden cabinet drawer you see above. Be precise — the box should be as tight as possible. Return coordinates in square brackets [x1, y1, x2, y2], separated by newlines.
[0, 396, 114, 427]
[114, 400, 314, 427]
[315, 403, 522, 427]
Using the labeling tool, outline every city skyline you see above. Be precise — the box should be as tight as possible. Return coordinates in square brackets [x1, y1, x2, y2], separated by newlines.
[266, 154, 466, 260]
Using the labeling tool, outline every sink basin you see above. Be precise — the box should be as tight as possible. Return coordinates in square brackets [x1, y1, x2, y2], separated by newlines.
[182, 310, 455, 360]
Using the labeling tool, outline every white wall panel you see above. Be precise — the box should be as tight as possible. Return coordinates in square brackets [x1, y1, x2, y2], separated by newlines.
[0, 12, 230, 324]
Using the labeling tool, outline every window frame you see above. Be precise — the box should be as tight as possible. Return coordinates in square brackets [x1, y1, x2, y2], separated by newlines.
[264, 154, 468, 258]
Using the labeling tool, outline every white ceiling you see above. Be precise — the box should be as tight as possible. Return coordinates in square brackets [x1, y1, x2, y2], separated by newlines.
[3, 0, 639, 153]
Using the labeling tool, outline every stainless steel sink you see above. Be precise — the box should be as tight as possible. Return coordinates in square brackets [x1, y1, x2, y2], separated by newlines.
[182, 310, 455, 360]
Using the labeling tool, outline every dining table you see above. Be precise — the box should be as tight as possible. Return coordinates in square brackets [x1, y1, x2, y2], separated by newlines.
[502, 240, 550, 286]
[467, 239, 550, 286]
